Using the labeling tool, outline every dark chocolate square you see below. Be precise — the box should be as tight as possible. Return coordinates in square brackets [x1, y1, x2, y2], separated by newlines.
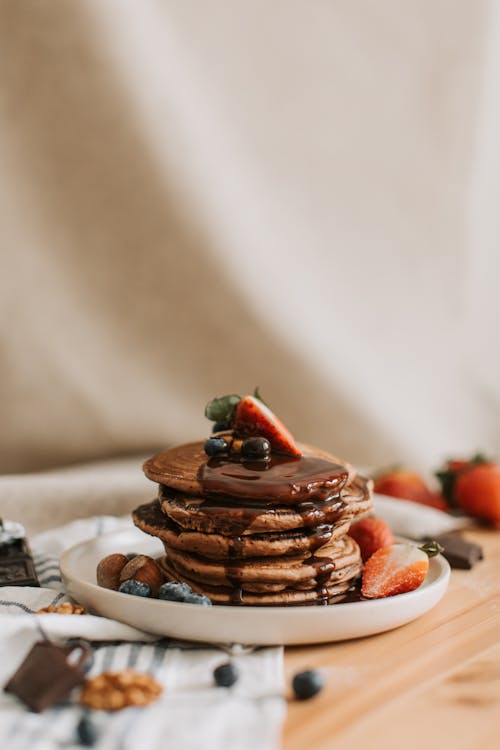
[4, 642, 88, 712]
[431, 533, 483, 569]
[0, 539, 39, 587]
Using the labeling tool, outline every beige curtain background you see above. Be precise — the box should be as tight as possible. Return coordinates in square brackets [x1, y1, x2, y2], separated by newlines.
[1, 0, 499, 479]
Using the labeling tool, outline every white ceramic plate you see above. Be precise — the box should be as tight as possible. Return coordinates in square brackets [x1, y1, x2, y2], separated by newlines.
[60, 528, 450, 646]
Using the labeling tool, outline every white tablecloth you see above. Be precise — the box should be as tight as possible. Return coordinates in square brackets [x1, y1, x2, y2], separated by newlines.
[0, 516, 285, 750]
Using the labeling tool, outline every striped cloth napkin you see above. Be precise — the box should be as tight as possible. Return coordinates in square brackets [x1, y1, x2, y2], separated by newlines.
[0, 516, 285, 750]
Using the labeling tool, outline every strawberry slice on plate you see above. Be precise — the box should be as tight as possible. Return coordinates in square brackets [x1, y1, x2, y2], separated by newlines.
[233, 395, 301, 457]
[361, 543, 430, 599]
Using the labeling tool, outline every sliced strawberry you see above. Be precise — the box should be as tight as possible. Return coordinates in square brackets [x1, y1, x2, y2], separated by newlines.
[349, 517, 394, 562]
[232, 396, 301, 457]
[361, 543, 429, 599]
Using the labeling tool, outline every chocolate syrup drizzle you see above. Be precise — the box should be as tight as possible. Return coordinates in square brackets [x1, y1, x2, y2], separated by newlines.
[199, 453, 348, 503]
[190, 453, 356, 605]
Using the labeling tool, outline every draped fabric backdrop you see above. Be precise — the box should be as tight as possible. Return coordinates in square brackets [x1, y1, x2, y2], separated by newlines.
[1, 1, 500, 482]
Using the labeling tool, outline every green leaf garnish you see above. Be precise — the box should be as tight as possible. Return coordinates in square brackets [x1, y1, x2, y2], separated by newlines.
[253, 386, 268, 406]
[204, 394, 241, 423]
[419, 541, 444, 558]
[434, 469, 455, 505]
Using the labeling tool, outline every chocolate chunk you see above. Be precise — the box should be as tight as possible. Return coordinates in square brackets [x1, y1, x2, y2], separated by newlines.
[0, 518, 39, 588]
[4, 641, 91, 712]
[431, 533, 484, 569]
[0, 537, 39, 587]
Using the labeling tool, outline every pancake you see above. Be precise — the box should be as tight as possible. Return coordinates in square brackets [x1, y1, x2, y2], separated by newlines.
[136, 436, 370, 607]
[133, 500, 351, 559]
[342, 474, 374, 517]
[158, 557, 358, 605]
[143, 441, 354, 501]
[161, 534, 361, 586]
[158, 474, 372, 536]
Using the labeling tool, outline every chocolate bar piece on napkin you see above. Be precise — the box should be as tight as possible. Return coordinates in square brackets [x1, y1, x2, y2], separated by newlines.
[4, 641, 90, 712]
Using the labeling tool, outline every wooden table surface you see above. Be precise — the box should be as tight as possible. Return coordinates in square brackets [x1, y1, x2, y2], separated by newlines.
[283, 529, 500, 750]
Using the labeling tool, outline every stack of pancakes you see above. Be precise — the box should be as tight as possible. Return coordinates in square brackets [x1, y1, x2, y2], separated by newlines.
[133, 441, 373, 606]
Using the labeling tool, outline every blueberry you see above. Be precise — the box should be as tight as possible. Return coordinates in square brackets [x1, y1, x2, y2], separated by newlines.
[118, 579, 151, 597]
[158, 581, 194, 602]
[204, 437, 229, 457]
[292, 669, 324, 700]
[184, 592, 212, 606]
[241, 437, 271, 460]
[76, 715, 98, 746]
[212, 421, 230, 433]
[213, 662, 239, 688]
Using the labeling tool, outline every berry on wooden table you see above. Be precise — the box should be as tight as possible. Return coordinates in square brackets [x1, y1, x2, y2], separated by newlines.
[292, 670, 324, 700]
[435, 454, 488, 505]
[454, 462, 500, 525]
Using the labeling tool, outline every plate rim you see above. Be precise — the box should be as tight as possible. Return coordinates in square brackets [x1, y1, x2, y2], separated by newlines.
[60, 527, 451, 615]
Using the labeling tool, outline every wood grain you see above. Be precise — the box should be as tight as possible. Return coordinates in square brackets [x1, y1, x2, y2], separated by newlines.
[283, 529, 500, 750]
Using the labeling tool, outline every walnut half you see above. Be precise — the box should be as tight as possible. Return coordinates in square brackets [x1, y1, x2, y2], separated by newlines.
[80, 670, 163, 711]
[37, 602, 86, 615]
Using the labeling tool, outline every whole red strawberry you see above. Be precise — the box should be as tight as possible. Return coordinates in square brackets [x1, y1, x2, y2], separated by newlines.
[349, 517, 394, 562]
[454, 463, 500, 526]
[435, 454, 488, 508]
[374, 469, 446, 511]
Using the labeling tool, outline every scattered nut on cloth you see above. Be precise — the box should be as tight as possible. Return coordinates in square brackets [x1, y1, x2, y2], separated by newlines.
[0, 516, 285, 750]
[36, 603, 86, 615]
[80, 670, 162, 710]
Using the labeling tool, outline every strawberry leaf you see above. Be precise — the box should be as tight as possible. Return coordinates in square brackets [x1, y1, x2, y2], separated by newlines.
[253, 386, 268, 406]
[419, 541, 444, 558]
[204, 394, 241, 423]
[435, 469, 456, 505]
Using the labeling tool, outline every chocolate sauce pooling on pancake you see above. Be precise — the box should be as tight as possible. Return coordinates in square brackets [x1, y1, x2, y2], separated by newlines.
[199, 453, 348, 504]
[141, 452, 358, 606]
[197, 454, 352, 604]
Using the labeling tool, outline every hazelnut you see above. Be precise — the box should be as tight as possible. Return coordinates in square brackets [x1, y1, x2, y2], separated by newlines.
[96, 553, 129, 590]
[119, 555, 164, 596]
